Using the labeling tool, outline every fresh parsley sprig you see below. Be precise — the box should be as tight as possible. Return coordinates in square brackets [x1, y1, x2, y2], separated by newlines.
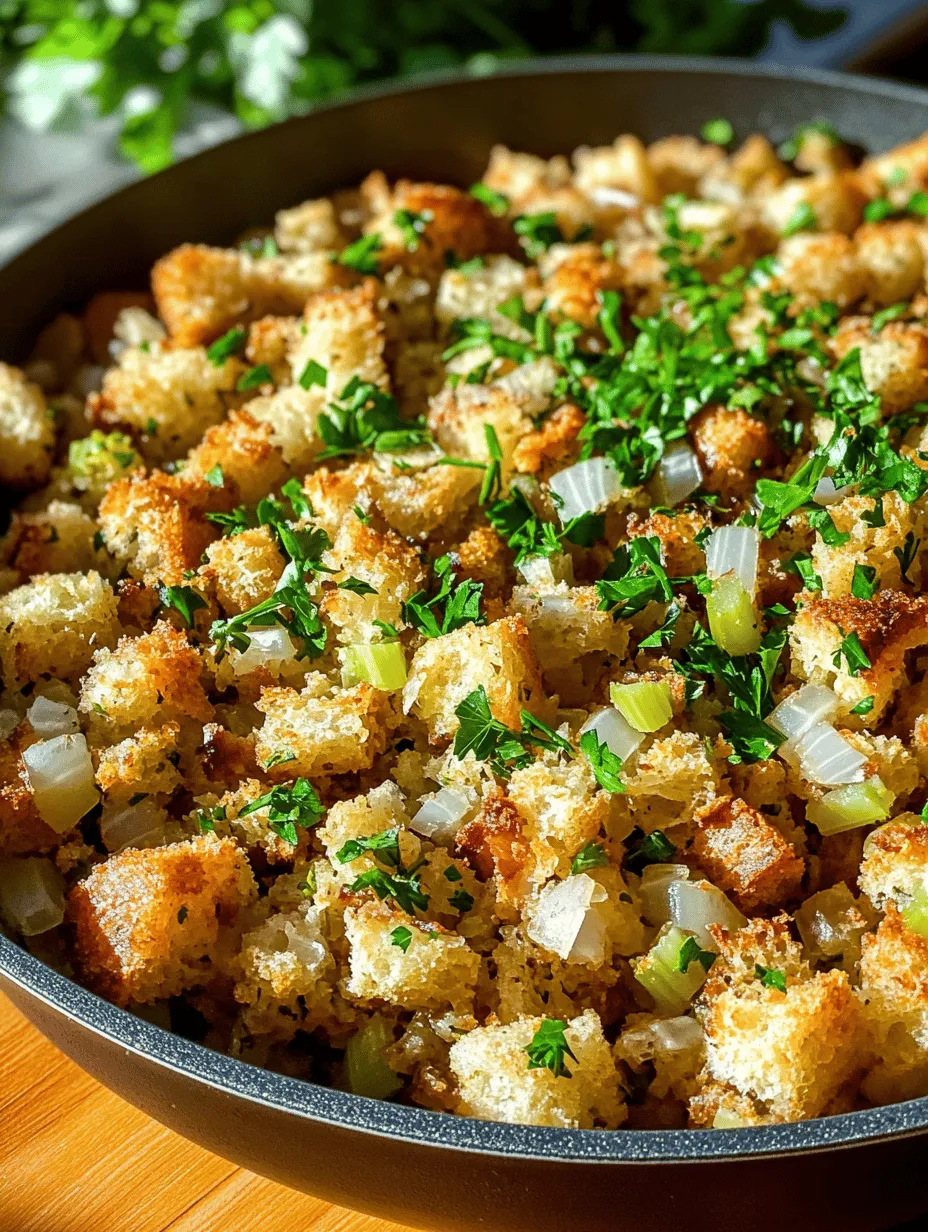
[403, 555, 485, 639]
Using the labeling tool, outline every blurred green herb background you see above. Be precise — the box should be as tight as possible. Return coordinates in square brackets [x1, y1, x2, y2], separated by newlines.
[0, 0, 847, 173]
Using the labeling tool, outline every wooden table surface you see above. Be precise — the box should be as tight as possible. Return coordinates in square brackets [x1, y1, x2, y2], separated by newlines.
[0, 991, 417, 1232]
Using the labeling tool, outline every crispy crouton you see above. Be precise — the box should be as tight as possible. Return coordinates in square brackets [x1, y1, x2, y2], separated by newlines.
[624, 731, 722, 827]
[200, 525, 284, 616]
[0, 572, 120, 688]
[343, 900, 480, 1013]
[88, 343, 241, 463]
[789, 591, 928, 723]
[319, 517, 425, 645]
[2, 500, 103, 582]
[371, 460, 480, 542]
[859, 813, 928, 910]
[696, 917, 866, 1121]
[775, 232, 867, 309]
[573, 134, 660, 205]
[435, 254, 535, 340]
[255, 680, 392, 778]
[511, 403, 586, 478]
[510, 584, 628, 671]
[689, 406, 773, 503]
[456, 790, 532, 912]
[859, 906, 928, 1102]
[181, 410, 287, 505]
[691, 796, 804, 912]
[68, 834, 257, 1005]
[82, 291, 155, 364]
[289, 280, 388, 396]
[245, 314, 299, 384]
[451, 524, 510, 603]
[448, 1010, 626, 1128]
[94, 723, 182, 802]
[79, 622, 213, 745]
[403, 616, 545, 742]
[647, 135, 726, 197]
[764, 173, 865, 238]
[0, 363, 54, 488]
[859, 133, 928, 204]
[855, 220, 928, 307]
[98, 471, 215, 588]
[811, 490, 926, 598]
[274, 197, 346, 254]
[541, 244, 625, 329]
[829, 317, 928, 414]
[481, 145, 572, 204]
[700, 134, 789, 201]
[625, 508, 709, 578]
[428, 382, 533, 480]
[152, 243, 343, 346]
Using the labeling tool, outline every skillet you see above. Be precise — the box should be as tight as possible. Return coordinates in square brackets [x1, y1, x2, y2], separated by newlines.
[2, 55, 928, 1232]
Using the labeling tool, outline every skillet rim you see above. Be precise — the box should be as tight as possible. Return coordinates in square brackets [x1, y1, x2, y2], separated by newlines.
[3, 52, 928, 1165]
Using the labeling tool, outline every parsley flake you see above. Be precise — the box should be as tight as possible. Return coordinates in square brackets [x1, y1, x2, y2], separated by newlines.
[525, 1019, 577, 1079]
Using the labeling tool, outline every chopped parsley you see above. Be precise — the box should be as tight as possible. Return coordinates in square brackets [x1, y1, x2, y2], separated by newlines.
[851, 696, 875, 716]
[204, 464, 224, 488]
[469, 182, 509, 216]
[833, 630, 871, 677]
[524, 1018, 577, 1079]
[623, 828, 675, 875]
[239, 778, 325, 845]
[403, 555, 484, 639]
[449, 887, 475, 913]
[394, 208, 432, 251]
[850, 563, 878, 600]
[579, 729, 625, 794]
[755, 964, 787, 991]
[336, 232, 382, 274]
[317, 377, 429, 458]
[513, 212, 563, 259]
[701, 117, 733, 145]
[391, 925, 413, 953]
[206, 326, 246, 366]
[894, 532, 920, 584]
[157, 583, 207, 627]
[336, 826, 402, 867]
[677, 935, 715, 974]
[350, 867, 429, 915]
[781, 201, 818, 237]
[337, 576, 379, 596]
[452, 686, 571, 777]
[236, 364, 272, 392]
[570, 841, 609, 875]
[298, 358, 327, 390]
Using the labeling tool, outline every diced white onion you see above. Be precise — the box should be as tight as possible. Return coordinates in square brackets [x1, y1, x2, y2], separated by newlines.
[517, 553, 575, 587]
[539, 594, 578, 615]
[637, 863, 690, 926]
[527, 873, 608, 965]
[410, 786, 473, 843]
[100, 798, 168, 853]
[705, 525, 760, 596]
[231, 627, 298, 676]
[668, 879, 747, 950]
[22, 733, 100, 834]
[813, 476, 854, 506]
[548, 457, 622, 525]
[580, 706, 644, 765]
[656, 444, 703, 507]
[768, 684, 839, 741]
[786, 721, 867, 786]
[0, 856, 65, 936]
[589, 185, 640, 209]
[0, 709, 20, 740]
[27, 696, 79, 738]
[622, 1015, 705, 1064]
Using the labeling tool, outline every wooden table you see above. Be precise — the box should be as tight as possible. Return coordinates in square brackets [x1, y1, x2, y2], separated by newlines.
[0, 991, 416, 1232]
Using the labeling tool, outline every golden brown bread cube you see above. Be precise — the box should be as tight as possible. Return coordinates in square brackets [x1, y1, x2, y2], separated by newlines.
[691, 796, 804, 912]
[255, 680, 392, 778]
[0, 363, 55, 489]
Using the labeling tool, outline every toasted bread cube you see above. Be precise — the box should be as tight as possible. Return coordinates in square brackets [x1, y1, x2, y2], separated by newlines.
[98, 472, 215, 588]
[855, 219, 927, 307]
[481, 144, 572, 205]
[0, 728, 60, 857]
[0, 363, 54, 488]
[775, 232, 867, 309]
[435, 254, 533, 340]
[89, 343, 240, 463]
[2, 500, 103, 582]
[181, 409, 286, 506]
[510, 584, 628, 671]
[689, 406, 774, 503]
[829, 317, 928, 414]
[452, 523, 510, 605]
[317, 780, 410, 869]
[289, 280, 387, 396]
[244, 314, 299, 385]
[68, 834, 257, 1006]
[371, 460, 480, 542]
[245, 384, 326, 470]
[456, 789, 532, 911]
[428, 383, 534, 480]
[691, 796, 804, 912]
[859, 133, 928, 204]
[274, 197, 346, 254]
[200, 525, 284, 617]
[859, 813, 928, 910]
[511, 403, 585, 478]
[573, 134, 659, 204]
[234, 898, 338, 1040]
[79, 622, 213, 744]
[625, 731, 722, 820]
[699, 134, 789, 201]
[94, 723, 182, 802]
[698, 918, 866, 1122]
[0, 571, 120, 688]
[789, 591, 928, 723]
[508, 753, 611, 876]
[343, 900, 479, 1013]
[811, 490, 926, 598]
[764, 173, 865, 238]
[647, 135, 726, 197]
[540, 244, 625, 329]
[319, 516, 424, 645]
[625, 508, 709, 579]
[255, 680, 391, 778]
[403, 616, 545, 742]
[151, 243, 341, 346]
[843, 732, 918, 800]
[448, 1010, 626, 1128]
[860, 906, 928, 1103]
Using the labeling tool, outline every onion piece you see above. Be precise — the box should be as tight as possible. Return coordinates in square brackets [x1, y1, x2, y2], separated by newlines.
[668, 879, 747, 949]
[22, 734, 100, 833]
[813, 476, 854, 506]
[341, 643, 407, 692]
[589, 185, 640, 209]
[609, 681, 673, 733]
[231, 627, 298, 676]
[100, 798, 169, 853]
[788, 721, 867, 786]
[517, 553, 575, 587]
[634, 926, 711, 1015]
[705, 525, 760, 595]
[580, 706, 644, 765]
[527, 873, 608, 965]
[656, 444, 703, 507]
[706, 575, 761, 656]
[27, 696, 79, 738]
[637, 863, 690, 926]
[806, 777, 894, 835]
[410, 787, 473, 843]
[345, 1013, 402, 1100]
[548, 457, 622, 525]
[0, 856, 65, 936]
[768, 684, 839, 741]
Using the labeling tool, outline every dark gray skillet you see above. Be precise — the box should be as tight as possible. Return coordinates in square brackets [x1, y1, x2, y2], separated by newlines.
[1, 55, 928, 1232]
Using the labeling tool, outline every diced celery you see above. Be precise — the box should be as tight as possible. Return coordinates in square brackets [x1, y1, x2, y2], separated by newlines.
[806, 777, 894, 836]
[0, 857, 65, 936]
[902, 885, 928, 939]
[344, 1014, 403, 1100]
[609, 681, 673, 733]
[713, 1108, 751, 1129]
[633, 926, 710, 1015]
[341, 642, 407, 692]
[706, 575, 761, 656]
[67, 429, 140, 496]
